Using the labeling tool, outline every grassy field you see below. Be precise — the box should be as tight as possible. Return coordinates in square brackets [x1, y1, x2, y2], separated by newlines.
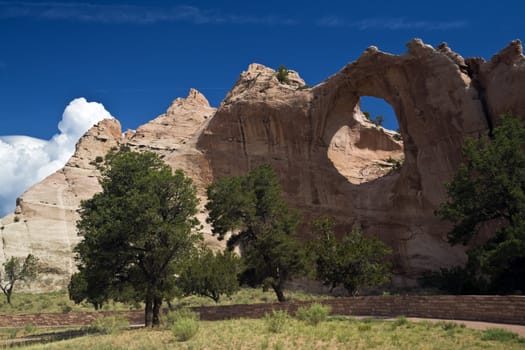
[0, 288, 331, 314]
[2, 290, 525, 349]
[8, 316, 525, 350]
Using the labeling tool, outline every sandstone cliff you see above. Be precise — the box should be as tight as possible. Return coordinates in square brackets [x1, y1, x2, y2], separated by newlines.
[197, 39, 525, 286]
[0, 89, 217, 290]
[2, 39, 524, 290]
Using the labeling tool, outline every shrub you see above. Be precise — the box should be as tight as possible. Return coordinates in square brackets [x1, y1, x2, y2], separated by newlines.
[276, 65, 290, 84]
[162, 308, 199, 329]
[357, 323, 372, 332]
[23, 323, 35, 334]
[8, 328, 19, 339]
[435, 321, 464, 335]
[264, 310, 290, 333]
[171, 317, 199, 342]
[89, 315, 129, 335]
[481, 328, 520, 342]
[295, 303, 331, 326]
[390, 316, 409, 329]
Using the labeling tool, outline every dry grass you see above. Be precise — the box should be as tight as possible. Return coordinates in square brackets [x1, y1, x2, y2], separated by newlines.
[16, 317, 525, 350]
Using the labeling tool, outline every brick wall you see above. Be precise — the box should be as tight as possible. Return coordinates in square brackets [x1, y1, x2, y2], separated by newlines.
[0, 295, 524, 327]
[192, 296, 525, 325]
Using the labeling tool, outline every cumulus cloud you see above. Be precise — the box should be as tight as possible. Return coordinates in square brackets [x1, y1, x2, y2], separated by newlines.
[0, 98, 113, 217]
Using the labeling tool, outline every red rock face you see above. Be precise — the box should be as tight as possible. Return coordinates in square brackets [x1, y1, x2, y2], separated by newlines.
[198, 39, 525, 286]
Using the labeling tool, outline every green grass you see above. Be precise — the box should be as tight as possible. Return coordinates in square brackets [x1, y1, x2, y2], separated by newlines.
[0, 288, 331, 315]
[12, 317, 525, 350]
[173, 287, 332, 308]
[0, 290, 138, 314]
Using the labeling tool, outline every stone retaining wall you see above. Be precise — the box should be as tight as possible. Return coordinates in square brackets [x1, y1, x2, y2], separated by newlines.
[0, 295, 523, 327]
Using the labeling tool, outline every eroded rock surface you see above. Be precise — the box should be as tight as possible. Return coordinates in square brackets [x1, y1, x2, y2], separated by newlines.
[198, 39, 525, 286]
[0, 90, 217, 291]
[2, 39, 525, 290]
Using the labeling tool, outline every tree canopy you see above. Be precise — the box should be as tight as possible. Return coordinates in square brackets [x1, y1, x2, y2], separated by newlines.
[71, 149, 201, 326]
[309, 217, 391, 295]
[0, 254, 39, 305]
[437, 115, 525, 293]
[205, 164, 307, 301]
[177, 247, 242, 303]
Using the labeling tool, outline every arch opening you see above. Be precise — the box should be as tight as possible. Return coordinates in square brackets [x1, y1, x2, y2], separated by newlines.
[327, 96, 404, 184]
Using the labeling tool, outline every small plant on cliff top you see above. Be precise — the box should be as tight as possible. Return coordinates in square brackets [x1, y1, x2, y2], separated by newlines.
[276, 65, 290, 84]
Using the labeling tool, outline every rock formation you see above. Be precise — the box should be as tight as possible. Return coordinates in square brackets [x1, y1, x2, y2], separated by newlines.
[2, 39, 524, 290]
[197, 39, 525, 286]
[0, 89, 217, 290]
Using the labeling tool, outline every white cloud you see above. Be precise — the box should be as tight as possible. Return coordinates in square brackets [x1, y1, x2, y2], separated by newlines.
[0, 98, 113, 216]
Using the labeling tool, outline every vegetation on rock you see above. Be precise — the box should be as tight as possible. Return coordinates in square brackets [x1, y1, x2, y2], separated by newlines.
[276, 65, 290, 84]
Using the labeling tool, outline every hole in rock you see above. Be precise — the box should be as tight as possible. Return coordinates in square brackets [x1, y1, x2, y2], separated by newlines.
[360, 96, 399, 131]
[328, 96, 404, 184]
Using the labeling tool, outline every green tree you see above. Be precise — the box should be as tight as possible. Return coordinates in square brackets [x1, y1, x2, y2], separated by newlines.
[177, 247, 242, 302]
[374, 115, 384, 127]
[309, 217, 392, 296]
[72, 149, 201, 326]
[0, 254, 39, 305]
[205, 164, 307, 302]
[276, 65, 290, 84]
[437, 115, 525, 293]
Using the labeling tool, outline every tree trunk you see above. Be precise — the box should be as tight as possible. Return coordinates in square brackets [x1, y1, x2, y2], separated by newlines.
[6, 285, 13, 305]
[145, 297, 153, 327]
[152, 297, 162, 327]
[272, 284, 286, 302]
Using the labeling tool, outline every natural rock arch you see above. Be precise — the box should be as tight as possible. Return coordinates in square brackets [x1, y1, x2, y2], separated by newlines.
[199, 39, 500, 285]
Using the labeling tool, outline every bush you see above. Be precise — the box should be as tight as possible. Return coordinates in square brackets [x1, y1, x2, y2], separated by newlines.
[89, 315, 129, 335]
[162, 308, 199, 329]
[481, 328, 520, 342]
[171, 317, 199, 342]
[264, 310, 290, 333]
[357, 323, 372, 332]
[295, 303, 331, 326]
[390, 316, 409, 329]
[23, 323, 35, 334]
[276, 65, 290, 84]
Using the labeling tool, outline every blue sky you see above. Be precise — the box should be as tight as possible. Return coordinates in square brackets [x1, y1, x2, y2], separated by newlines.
[0, 0, 524, 215]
